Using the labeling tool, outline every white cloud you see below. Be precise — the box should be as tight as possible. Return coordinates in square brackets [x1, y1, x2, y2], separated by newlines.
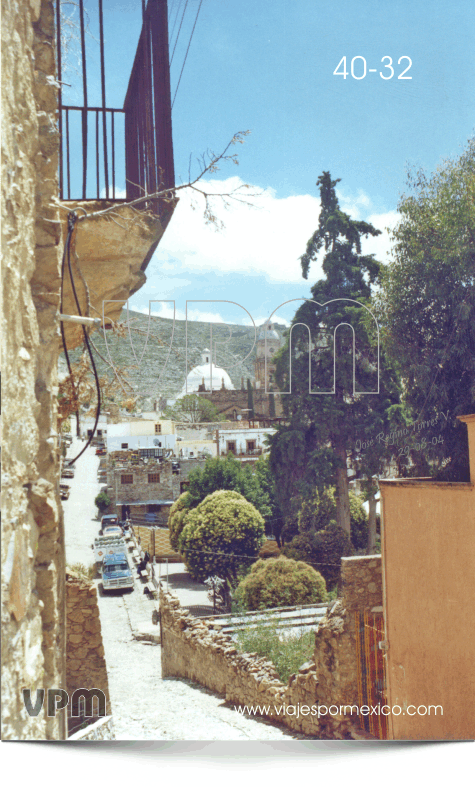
[153, 177, 398, 283]
[132, 303, 228, 324]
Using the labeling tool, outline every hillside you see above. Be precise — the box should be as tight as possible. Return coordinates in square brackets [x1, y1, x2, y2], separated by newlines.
[61, 310, 286, 409]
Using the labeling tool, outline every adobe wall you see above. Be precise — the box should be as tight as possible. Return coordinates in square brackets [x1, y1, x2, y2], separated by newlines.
[380, 446, 475, 740]
[66, 573, 111, 723]
[134, 525, 180, 560]
[1, 0, 66, 740]
[160, 555, 383, 739]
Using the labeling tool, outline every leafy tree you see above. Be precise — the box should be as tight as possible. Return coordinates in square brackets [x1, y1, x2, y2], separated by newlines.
[178, 490, 265, 583]
[298, 486, 368, 550]
[281, 522, 354, 588]
[185, 453, 279, 529]
[235, 555, 327, 610]
[269, 172, 398, 537]
[163, 393, 224, 424]
[94, 491, 111, 512]
[168, 491, 192, 551]
[378, 139, 475, 480]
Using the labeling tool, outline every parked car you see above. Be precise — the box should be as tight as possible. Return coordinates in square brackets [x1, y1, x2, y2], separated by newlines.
[101, 513, 119, 529]
[61, 468, 75, 479]
[60, 483, 70, 500]
[101, 552, 134, 593]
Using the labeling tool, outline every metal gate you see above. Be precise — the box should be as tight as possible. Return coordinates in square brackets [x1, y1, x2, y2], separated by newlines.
[355, 611, 388, 739]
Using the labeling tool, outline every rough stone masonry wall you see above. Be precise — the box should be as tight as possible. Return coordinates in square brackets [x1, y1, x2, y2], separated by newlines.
[66, 574, 111, 724]
[160, 556, 382, 739]
[108, 459, 181, 510]
[1, 0, 66, 740]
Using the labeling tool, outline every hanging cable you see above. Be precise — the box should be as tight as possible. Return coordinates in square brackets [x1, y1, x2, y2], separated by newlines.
[172, 0, 203, 108]
[169, 0, 189, 66]
[169, 0, 184, 45]
[60, 214, 80, 436]
[63, 212, 102, 467]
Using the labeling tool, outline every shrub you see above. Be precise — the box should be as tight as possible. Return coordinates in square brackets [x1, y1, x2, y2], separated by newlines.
[235, 620, 315, 683]
[281, 522, 354, 587]
[235, 555, 327, 610]
[94, 491, 111, 512]
[168, 491, 192, 551]
[178, 490, 265, 582]
[297, 486, 368, 550]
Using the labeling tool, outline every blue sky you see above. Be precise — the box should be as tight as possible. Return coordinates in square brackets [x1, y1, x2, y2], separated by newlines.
[64, 1, 475, 327]
[139, 0, 475, 327]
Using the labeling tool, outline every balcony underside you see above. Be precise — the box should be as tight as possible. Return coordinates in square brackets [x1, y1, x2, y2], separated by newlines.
[59, 196, 177, 350]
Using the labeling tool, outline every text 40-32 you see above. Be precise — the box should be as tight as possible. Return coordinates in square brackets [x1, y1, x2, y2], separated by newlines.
[333, 56, 412, 80]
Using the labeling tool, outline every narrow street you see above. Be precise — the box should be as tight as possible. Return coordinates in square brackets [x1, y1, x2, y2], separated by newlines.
[62, 436, 297, 740]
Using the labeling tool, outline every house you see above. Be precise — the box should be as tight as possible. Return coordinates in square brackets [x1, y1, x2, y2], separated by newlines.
[106, 419, 176, 455]
[218, 426, 276, 462]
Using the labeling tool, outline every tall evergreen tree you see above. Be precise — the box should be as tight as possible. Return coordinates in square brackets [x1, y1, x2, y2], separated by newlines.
[269, 172, 399, 537]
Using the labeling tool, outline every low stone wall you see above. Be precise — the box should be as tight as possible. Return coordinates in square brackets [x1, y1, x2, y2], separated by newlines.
[160, 556, 383, 739]
[68, 715, 115, 741]
[66, 573, 111, 723]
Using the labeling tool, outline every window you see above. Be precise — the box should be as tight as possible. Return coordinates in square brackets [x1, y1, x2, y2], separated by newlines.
[121, 474, 133, 485]
[148, 473, 160, 484]
[147, 504, 161, 513]
[226, 441, 236, 454]
[140, 448, 160, 458]
[121, 443, 128, 449]
[155, 423, 161, 434]
[246, 440, 256, 453]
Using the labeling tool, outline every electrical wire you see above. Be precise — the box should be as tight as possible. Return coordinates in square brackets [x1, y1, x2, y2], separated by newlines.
[171, 0, 203, 108]
[63, 211, 102, 467]
[169, 0, 189, 66]
[60, 214, 80, 435]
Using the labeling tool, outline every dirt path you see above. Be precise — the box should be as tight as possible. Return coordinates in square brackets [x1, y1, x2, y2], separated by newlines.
[63, 438, 297, 740]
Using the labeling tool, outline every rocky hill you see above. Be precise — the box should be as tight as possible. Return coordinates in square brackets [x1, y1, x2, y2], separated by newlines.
[61, 309, 286, 409]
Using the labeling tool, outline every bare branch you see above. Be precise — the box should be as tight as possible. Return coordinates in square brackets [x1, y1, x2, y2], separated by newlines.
[69, 131, 262, 227]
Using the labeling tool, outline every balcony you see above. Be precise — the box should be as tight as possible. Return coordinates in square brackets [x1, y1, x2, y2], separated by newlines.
[56, 0, 177, 348]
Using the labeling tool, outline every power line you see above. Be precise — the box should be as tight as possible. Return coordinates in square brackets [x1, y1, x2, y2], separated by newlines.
[169, 0, 189, 66]
[172, 0, 203, 108]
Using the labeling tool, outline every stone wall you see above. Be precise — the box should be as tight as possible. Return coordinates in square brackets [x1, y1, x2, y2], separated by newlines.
[66, 573, 111, 725]
[1, 0, 66, 740]
[68, 715, 115, 741]
[107, 458, 181, 512]
[160, 556, 383, 739]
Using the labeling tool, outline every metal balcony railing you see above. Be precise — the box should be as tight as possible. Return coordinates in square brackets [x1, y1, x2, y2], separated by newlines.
[57, 0, 174, 217]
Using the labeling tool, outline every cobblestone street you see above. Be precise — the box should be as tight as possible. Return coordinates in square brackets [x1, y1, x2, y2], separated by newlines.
[63, 438, 297, 740]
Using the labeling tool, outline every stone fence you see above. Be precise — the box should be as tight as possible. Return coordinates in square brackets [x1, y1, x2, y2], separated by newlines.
[160, 555, 383, 739]
[66, 573, 111, 728]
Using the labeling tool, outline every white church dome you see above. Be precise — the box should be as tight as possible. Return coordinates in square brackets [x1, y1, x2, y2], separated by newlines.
[179, 349, 235, 397]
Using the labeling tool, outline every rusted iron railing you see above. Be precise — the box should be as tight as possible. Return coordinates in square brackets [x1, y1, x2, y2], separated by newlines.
[57, 0, 174, 211]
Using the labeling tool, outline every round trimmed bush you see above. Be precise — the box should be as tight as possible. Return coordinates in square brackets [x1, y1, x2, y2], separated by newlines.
[235, 555, 327, 610]
[178, 489, 265, 582]
[168, 491, 192, 551]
